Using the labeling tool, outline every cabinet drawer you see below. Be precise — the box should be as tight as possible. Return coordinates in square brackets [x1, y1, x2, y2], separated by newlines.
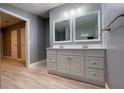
[47, 62, 56, 71]
[57, 55, 82, 62]
[47, 50, 56, 55]
[85, 68, 104, 81]
[86, 50, 105, 57]
[47, 55, 56, 62]
[57, 55, 68, 61]
[57, 50, 83, 56]
[85, 57, 104, 69]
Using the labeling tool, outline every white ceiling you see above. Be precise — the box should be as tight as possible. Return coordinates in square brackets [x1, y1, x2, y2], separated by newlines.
[9, 3, 64, 18]
[0, 11, 24, 28]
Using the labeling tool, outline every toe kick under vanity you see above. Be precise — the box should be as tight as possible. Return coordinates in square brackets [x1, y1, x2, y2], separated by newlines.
[46, 48, 106, 87]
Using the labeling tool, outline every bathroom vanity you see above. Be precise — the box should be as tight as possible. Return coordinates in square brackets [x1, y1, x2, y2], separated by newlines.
[47, 9, 105, 86]
[46, 48, 106, 86]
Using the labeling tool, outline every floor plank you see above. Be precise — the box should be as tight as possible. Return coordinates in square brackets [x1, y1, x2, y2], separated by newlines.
[1, 59, 104, 89]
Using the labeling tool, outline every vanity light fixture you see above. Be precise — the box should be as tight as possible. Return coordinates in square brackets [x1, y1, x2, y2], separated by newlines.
[64, 11, 68, 17]
[70, 9, 75, 17]
[64, 7, 82, 17]
[77, 8, 82, 15]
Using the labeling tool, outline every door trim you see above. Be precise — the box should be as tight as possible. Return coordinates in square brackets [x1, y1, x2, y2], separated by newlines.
[0, 8, 30, 68]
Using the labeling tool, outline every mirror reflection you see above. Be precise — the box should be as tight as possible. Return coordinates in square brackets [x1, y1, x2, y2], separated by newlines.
[75, 12, 98, 41]
[55, 20, 70, 42]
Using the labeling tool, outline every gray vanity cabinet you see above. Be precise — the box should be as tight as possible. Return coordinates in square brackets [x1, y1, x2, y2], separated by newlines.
[47, 48, 105, 86]
[69, 56, 84, 77]
[57, 55, 70, 74]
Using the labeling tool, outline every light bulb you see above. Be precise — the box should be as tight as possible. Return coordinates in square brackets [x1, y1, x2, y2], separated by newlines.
[77, 8, 81, 14]
[64, 11, 68, 17]
[70, 9, 75, 16]
[77, 7, 85, 15]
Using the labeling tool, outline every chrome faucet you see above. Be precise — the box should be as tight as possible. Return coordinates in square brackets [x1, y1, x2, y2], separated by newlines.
[82, 41, 88, 48]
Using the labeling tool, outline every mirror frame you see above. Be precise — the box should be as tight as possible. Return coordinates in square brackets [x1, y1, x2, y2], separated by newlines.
[73, 10, 101, 42]
[53, 19, 72, 43]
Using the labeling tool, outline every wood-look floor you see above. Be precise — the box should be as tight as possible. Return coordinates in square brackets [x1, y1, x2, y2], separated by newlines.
[1, 59, 104, 89]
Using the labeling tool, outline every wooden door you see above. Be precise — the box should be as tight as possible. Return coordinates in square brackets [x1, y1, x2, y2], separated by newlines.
[11, 30, 17, 59]
[20, 28, 26, 61]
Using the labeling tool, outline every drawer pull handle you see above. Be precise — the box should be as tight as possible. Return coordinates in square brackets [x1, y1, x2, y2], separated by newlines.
[67, 58, 72, 60]
[93, 62, 96, 65]
[93, 74, 96, 76]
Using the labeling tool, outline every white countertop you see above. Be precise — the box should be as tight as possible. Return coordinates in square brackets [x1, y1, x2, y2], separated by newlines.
[46, 47, 106, 50]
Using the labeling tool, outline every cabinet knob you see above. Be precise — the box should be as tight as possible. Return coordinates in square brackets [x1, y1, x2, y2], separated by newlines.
[93, 74, 96, 76]
[67, 58, 72, 60]
[67, 58, 70, 60]
[93, 62, 96, 65]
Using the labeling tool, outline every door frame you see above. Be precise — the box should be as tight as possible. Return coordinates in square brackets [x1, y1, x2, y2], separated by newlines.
[0, 8, 30, 68]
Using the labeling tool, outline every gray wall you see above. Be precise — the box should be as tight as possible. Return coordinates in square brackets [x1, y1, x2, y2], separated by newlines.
[102, 3, 124, 88]
[0, 4, 47, 64]
[50, 3, 102, 46]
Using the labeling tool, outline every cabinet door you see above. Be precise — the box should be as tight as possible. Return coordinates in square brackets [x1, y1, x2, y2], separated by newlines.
[47, 62, 56, 71]
[70, 56, 84, 77]
[57, 56, 69, 74]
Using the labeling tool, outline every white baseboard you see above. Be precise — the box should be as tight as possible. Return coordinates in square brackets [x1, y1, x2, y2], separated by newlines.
[105, 83, 110, 89]
[29, 59, 46, 67]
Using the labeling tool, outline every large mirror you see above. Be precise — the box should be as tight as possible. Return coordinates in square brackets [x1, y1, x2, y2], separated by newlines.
[54, 19, 71, 43]
[74, 11, 101, 42]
